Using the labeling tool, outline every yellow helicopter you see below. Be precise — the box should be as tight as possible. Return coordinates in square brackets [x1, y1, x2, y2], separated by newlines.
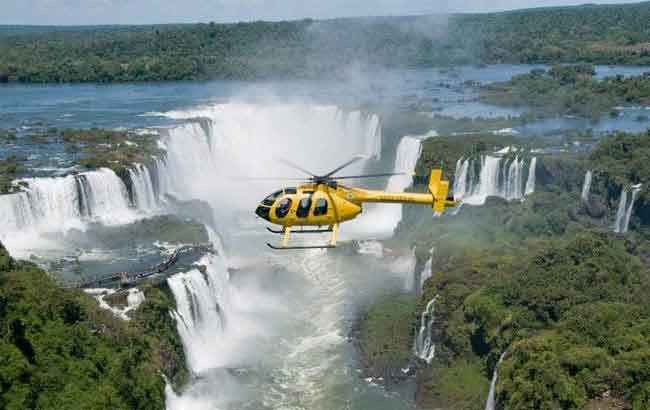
[254, 157, 457, 250]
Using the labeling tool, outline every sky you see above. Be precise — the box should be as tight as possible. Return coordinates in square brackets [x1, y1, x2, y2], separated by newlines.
[0, 0, 643, 25]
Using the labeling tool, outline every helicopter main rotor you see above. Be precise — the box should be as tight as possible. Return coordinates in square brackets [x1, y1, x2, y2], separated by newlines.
[276, 156, 406, 185]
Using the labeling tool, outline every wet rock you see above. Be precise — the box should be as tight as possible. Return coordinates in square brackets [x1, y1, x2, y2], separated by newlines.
[583, 198, 607, 219]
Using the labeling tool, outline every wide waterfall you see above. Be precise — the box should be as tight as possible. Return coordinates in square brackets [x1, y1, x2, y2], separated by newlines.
[581, 170, 593, 202]
[485, 351, 507, 410]
[614, 184, 642, 234]
[413, 295, 439, 364]
[0, 168, 139, 255]
[156, 103, 382, 210]
[453, 154, 537, 205]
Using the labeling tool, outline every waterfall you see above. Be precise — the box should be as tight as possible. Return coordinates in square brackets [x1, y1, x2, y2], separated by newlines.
[414, 295, 439, 364]
[84, 288, 146, 321]
[614, 185, 642, 234]
[129, 163, 158, 210]
[485, 351, 507, 410]
[453, 158, 470, 199]
[0, 168, 140, 254]
[167, 254, 231, 374]
[419, 247, 435, 292]
[524, 157, 537, 195]
[453, 155, 537, 205]
[581, 170, 593, 202]
[156, 103, 383, 209]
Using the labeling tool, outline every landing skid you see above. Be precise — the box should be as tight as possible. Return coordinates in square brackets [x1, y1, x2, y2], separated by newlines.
[266, 227, 333, 234]
[266, 243, 336, 250]
[266, 223, 340, 250]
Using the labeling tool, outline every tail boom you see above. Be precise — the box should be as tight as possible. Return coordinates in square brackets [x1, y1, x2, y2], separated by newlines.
[350, 170, 456, 213]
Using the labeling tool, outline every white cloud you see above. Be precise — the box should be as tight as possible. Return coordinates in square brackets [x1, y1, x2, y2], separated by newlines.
[0, 0, 642, 25]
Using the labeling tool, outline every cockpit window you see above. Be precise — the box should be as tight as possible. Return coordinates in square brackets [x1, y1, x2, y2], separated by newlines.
[313, 198, 328, 216]
[297, 195, 312, 218]
[263, 190, 283, 206]
[275, 197, 292, 218]
[285, 187, 297, 195]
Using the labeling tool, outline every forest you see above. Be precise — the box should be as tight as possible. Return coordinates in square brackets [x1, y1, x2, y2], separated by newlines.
[1, 1, 650, 83]
[359, 128, 650, 409]
[481, 64, 650, 120]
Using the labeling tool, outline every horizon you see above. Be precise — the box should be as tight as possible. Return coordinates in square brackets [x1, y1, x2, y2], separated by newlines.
[1, 0, 644, 26]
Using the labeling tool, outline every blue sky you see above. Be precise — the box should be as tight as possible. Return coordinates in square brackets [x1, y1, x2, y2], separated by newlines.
[1, 0, 642, 25]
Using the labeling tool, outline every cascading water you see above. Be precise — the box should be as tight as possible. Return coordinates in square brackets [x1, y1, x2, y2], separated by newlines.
[167, 254, 232, 373]
[485, 351, 507, 410]
[0, 168, 138, 256]
[129, 163, 158, 210]
[524, 157, 537, 195]
[419, 247, 435, 294]
[581, 170, 593, 202]
[614, 184, 642, 234]
[156, 103, 382, 210]
[413, 295, 439, 364]
[453, 154, 537, 205]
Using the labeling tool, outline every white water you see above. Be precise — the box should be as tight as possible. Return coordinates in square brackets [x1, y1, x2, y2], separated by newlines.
[129, 163, 158, 210]
[414, 295, 439, 364]
[84, 287, 146, 321]
[524, 157, 537, 195]
[0, 168, 139, 257]
[581, 170, 593, 202]
[453, 155, 537, 205]
[419, 247, 435, 293]
[156, 103, 382, 211]
[485, 351, 507, 410]
[614, 185, 642, 234]
[167, 254, 232, 373]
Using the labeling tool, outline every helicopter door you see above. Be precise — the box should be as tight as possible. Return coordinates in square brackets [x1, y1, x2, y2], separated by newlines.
[296, 195, 312, 218]
[275, 197, 292, 219]
[313, 198, 328, 216]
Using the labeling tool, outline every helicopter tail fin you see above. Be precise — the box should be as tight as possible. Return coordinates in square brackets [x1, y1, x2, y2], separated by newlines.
[428, 169, 456, 214]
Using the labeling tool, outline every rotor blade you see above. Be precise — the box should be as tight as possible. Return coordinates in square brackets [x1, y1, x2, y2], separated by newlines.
[229, 176, 311, 182]
[277, 158, 317, 177]
[331, 172, 408, 180]
[322, 155, 365, 178]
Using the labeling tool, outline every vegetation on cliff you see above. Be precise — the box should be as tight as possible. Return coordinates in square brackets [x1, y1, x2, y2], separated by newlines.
[362, 129, 650, 409]
[60, 128, 163, 174]
[2, 2, 650, 83]
[0, 241, 183, 409]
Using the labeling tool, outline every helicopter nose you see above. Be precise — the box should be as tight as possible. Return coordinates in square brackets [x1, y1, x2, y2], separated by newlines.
[255, 205, 271, 221]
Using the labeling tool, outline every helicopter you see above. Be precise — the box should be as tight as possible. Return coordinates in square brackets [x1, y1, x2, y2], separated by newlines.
[254, 156, 457, 250]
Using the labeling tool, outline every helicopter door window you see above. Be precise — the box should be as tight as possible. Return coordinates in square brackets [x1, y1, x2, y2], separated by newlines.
[275, 198, 292, 219]
[297, 196, 312, 218]
[285, 187, 297, 195]
[313, 198, 328, 216]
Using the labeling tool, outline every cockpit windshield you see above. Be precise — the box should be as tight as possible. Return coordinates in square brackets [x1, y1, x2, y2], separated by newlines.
[262, 190, 283, 206]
